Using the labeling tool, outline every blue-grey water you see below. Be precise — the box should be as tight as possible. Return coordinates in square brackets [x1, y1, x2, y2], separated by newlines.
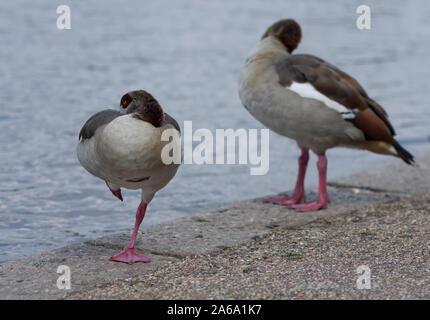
[1, 0, 429, 263]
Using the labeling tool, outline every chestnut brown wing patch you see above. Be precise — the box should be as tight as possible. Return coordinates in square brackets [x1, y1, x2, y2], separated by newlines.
[275, 54, 396, 143]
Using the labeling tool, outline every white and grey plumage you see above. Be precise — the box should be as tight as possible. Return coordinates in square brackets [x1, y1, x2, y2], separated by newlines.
[77, 90, 181, 264]
[238, 19, 414, 211]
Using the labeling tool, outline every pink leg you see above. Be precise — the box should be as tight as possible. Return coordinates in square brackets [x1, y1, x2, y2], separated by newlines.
[264, 149, 309, 205]
[289, 154, 331, 212]
[105, 181, 123, 202]
[110, 202, 151, 264]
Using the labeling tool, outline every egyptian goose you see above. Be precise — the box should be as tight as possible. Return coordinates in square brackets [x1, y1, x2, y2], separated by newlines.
[77, 90, 181, 263]
[238, 19, 414, 212]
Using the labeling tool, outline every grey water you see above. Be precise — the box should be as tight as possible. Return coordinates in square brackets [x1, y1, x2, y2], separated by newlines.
[1, 0, 429, 263]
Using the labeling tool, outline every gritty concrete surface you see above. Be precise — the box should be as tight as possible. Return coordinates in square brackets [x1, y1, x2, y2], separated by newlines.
[0, 155, 429, 300]
[86, 187, 400, 257]
[330, 155, 430, 194]
[0, 242, 178, 300]
[68, 194, 430, 299]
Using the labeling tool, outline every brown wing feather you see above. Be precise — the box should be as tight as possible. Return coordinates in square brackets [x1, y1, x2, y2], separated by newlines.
[323, 58, 395, 135]
[275, 54, 395, 143]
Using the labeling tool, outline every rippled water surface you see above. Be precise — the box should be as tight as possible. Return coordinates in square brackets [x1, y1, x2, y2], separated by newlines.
[1, 0, 429, 263]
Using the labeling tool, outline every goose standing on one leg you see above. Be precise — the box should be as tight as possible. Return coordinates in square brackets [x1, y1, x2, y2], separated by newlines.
[77, 90, 181, 264]
[238, 19, 414, 212]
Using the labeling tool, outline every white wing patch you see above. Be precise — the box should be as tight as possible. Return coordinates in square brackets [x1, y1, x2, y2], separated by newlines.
[288, 82, 357, 119]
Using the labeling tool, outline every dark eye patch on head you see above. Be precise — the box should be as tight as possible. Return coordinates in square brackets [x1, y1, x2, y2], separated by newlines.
[120, 93, 133, 108]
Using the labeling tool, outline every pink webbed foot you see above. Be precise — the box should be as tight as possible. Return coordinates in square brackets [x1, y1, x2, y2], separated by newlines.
[105, 181, 123, 201]
[110, 202, 150, 264]
[263, 193, 305, 205]
[288, 154, 331, 212]
[110, 247, 150, 264]
[288, 198, 330, 212]
[264, 149, 309, 206]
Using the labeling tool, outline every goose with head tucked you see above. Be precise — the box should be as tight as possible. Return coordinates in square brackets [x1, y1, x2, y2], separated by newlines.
[238, 19, 414, 212]
[77, 90, 181, 263]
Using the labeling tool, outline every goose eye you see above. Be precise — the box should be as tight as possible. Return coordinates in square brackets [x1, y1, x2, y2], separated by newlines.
[120, 94, 132, 108]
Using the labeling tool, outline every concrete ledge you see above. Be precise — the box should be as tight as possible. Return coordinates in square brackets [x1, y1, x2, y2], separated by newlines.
[0, 155, 428, 299]
[329, 155, 430, 194]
